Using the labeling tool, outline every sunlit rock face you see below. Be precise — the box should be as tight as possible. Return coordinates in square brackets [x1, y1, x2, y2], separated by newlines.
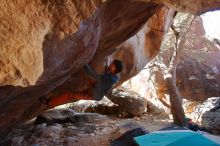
[1, 0, 219, 88]
[0, 1, 46, 86]
[123, 15, 220, 107]
[150, 16, 220, 102]
[0, 0, 101, 86]
[122, 15, 220, 133]
[0, 0, 220, 98]
[0, 0, 168, 139]
[176, 57, 220, 101]
[1, 0, 220, 142]
[111, 8, 172, 83]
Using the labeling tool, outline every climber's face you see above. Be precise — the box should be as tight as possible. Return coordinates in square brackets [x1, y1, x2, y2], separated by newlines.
[108, 63, 117, 74]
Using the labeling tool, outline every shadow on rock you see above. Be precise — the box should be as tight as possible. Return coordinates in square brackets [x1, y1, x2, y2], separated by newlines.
[201, 109, 220, 134]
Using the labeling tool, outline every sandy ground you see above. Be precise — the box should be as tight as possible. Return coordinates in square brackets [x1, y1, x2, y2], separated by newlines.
[64, 113, 171, 146]
[7, 110, 219, 146]
[7, 112, 171, 146]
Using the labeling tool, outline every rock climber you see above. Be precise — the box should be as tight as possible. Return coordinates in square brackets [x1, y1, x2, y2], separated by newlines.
[40, 59, 124, 108]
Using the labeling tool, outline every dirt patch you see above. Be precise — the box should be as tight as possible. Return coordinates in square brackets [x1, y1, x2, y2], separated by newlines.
[6, 110, 170, 146]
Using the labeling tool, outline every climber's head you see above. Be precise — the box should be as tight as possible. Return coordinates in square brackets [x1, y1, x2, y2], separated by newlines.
[108, 60, 124, 75]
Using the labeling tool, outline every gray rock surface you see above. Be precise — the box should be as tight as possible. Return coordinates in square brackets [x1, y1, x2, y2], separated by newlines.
[201, 110, 220, 134]
[5, 108, 170, 146]
[106, 88, 148, 118]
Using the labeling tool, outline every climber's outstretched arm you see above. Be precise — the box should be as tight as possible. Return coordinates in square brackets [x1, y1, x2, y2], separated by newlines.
[83, 64, 99, 81]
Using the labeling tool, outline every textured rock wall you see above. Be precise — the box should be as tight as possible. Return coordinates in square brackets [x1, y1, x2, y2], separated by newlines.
[88, 7, 172, 86]
[1, 0, 220, 87]
[152, 16, 220, 102]
[0, 0, 47, 86]
[0, 0, 101, 86]
[121, 16, 214, 108]
[37, 1, 164, 93]
[111, 8, 172, 83]
[0, 0, 161, 139]
[1, 0, 220, 142]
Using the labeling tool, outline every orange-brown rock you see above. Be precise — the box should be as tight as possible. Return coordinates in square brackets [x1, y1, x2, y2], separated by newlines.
[60, 7, 172, 92]
[0, 0, 101, 87]
[1, 1, 220, 87]
[1, 0, 220, 142]
[0, 0, 162, 140]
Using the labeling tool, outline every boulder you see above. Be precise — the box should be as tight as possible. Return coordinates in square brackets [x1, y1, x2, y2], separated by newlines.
[176, 57, 220, 101]
[84, 98, 120, 116]
[201, 109, 220, 134]
[72, 95, 164, 117]
[106, 88, 148, 118]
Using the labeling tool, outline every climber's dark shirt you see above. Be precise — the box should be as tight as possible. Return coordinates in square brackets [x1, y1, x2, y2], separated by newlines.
[92, 73, 119, 100]
[83, 64, 119, 100]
